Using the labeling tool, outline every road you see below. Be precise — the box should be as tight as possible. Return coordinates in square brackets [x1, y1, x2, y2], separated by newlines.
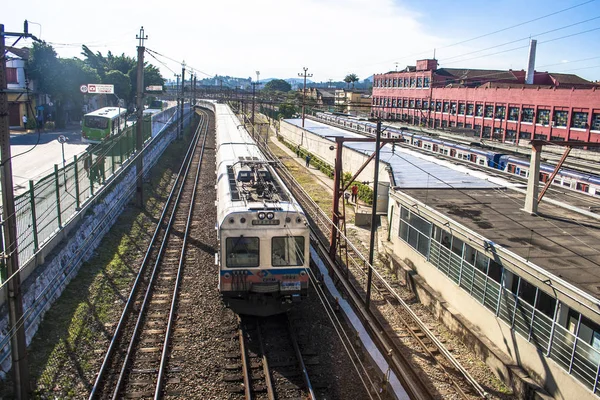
[8, 126, 89, 195]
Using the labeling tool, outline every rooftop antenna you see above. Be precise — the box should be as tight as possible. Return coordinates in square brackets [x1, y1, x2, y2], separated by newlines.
[394, 62, 399, 71]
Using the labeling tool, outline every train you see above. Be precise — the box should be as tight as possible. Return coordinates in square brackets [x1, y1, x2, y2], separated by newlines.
[215, 103, 310, 316]
[315, 112, 600, 197]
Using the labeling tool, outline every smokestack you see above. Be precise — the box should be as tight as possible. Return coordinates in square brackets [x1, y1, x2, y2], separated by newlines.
[525, 39, 537, 85]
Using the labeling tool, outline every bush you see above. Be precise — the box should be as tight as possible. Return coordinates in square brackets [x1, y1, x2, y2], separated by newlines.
[44, 121, 55, 130]
[26, 119, 37, 130]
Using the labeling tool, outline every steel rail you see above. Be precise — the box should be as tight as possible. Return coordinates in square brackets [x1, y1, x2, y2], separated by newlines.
[238, 317, 253, 400]
[256, 321, 276, 400]
[111, 113, 206, 400]
[89, 115, 204, 399]
[154, 111, 210, 398]
[286, 316, 316, 400]
[259, 136, 487, 398]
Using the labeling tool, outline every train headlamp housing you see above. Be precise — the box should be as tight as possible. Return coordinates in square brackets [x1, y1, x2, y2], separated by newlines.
[266, 212, 275, 220]
[258, 212, 266, 220]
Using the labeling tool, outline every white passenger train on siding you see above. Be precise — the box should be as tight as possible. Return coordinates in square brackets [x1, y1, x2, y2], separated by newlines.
[215, 104, 310, 316]
[315, 112, 600, 197]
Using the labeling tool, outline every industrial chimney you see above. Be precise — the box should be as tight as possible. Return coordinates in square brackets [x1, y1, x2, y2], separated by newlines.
[525, 39, 537, 85]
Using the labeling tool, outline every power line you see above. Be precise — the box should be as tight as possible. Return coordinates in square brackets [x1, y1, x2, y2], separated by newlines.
[145, 48, 212, 78]
[440, 26, 600, 66]
[367, 0, 598, 69]
[439, 15, 600, 63]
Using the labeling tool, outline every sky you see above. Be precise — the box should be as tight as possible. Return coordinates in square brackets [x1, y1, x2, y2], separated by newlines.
[4, 0, 600, 84]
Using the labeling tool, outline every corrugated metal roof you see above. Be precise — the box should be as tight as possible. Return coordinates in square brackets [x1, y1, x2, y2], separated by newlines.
[287, 119, 500, 189]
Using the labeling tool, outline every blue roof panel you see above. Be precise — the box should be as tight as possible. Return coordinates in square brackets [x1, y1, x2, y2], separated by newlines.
[287, 119, 501, 190]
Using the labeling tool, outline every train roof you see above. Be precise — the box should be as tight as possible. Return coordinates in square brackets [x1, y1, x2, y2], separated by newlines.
[287, 118, 502, 190]
[216, 105, 302, 224]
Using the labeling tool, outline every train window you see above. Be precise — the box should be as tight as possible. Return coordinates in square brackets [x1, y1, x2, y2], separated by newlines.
[226, 237, 259, 267]
[576, 182, 590, 193]
[272, 237, 305, 266]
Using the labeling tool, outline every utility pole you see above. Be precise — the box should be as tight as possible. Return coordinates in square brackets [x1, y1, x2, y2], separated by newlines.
[0, 21, 40, 400]
[179, 61, 185, 139]
[366, 119, 382, 309]
[298, 67, 313, 129]
[193, 73, 197, 107]
[135, 27, 147, 209]
[251, 79, 256, 129]
[175, 74, 180, 137]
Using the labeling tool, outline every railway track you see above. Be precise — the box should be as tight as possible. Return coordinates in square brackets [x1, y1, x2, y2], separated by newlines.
[88, 110, 210, 399]
[259, 137, 489, 399]
[225, 314, 315, 400]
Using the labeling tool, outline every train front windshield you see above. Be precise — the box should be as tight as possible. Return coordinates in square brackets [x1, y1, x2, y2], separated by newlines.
[226, 237, 259, 267]
[272, 236, 305, 266]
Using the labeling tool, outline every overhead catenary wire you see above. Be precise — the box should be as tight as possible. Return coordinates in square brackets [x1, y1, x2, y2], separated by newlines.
[366, 0, 598, 68]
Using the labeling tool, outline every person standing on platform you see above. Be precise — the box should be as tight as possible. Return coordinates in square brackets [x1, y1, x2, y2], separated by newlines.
[305, 154, 311, 167]
[351, 184, 358, 203]
[22, 114, 28, 128]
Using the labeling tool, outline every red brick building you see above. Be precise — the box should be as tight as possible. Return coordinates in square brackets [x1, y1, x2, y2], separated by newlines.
[372, 59, 600, 144]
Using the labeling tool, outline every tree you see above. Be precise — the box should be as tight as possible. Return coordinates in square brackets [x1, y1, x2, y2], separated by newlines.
[28, 42, 101, 127]
[344, 73, 359, 89]
[264, 79, 291, 92]
[278, 103, 296, 119]
[27, 42, 61, 95]
[127, 64, 165, 106]
[104, 70, 131, 104]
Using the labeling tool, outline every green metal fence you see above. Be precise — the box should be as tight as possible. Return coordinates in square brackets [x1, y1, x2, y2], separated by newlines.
[4, 122, 148, 276]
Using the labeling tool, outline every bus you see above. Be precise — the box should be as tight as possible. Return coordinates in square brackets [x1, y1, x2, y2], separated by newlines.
[81, 107, 127, 143]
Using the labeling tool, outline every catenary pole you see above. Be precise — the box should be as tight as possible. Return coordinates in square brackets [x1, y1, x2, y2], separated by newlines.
[365, 119, 382, 309]
[0, 22, 38, 400]
[135, 27, 147, 208]
[298, 67, 312, 129]
[179, 61, 185, 139]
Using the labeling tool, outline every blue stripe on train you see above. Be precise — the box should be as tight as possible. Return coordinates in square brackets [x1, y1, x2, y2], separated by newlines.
[220, 268, 307, 276]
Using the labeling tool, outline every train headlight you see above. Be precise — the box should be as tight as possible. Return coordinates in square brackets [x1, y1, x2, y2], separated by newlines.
[285, 217, 291, 223]
[229, 218, 235, 224]
[224, 273, 231, 279]
[300, 271, 307, 276]
[240, 217, 246, 224]
[296, 217, 302, 224]
[258, 212, 266, 220]
[266, 212, 275, 220]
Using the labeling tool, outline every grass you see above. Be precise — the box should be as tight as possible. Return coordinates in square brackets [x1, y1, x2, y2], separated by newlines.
[0, 132, 192, 399]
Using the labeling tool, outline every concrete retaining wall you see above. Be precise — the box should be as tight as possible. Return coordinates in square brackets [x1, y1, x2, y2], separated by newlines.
[0, 111, 190, 376]
[279, 120, 391, 213]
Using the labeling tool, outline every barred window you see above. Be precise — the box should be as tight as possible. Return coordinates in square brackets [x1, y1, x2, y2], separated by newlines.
[554, 110, 568, 127]
[592, 113, 600, 130]
[522, 108, 534, 123]
[571, 112, 588, 129]
[495, 106, 506, 119]
[537, 109, 550, 125]
[458, 103, 466, 115]
[424, 77, 430, 88]
[476, 104, 483, 117]
[508, 107, 519, 121]
[417, 77, 423, 87]
[484, 105, 494, 118]
[466, 104, 474, 116]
